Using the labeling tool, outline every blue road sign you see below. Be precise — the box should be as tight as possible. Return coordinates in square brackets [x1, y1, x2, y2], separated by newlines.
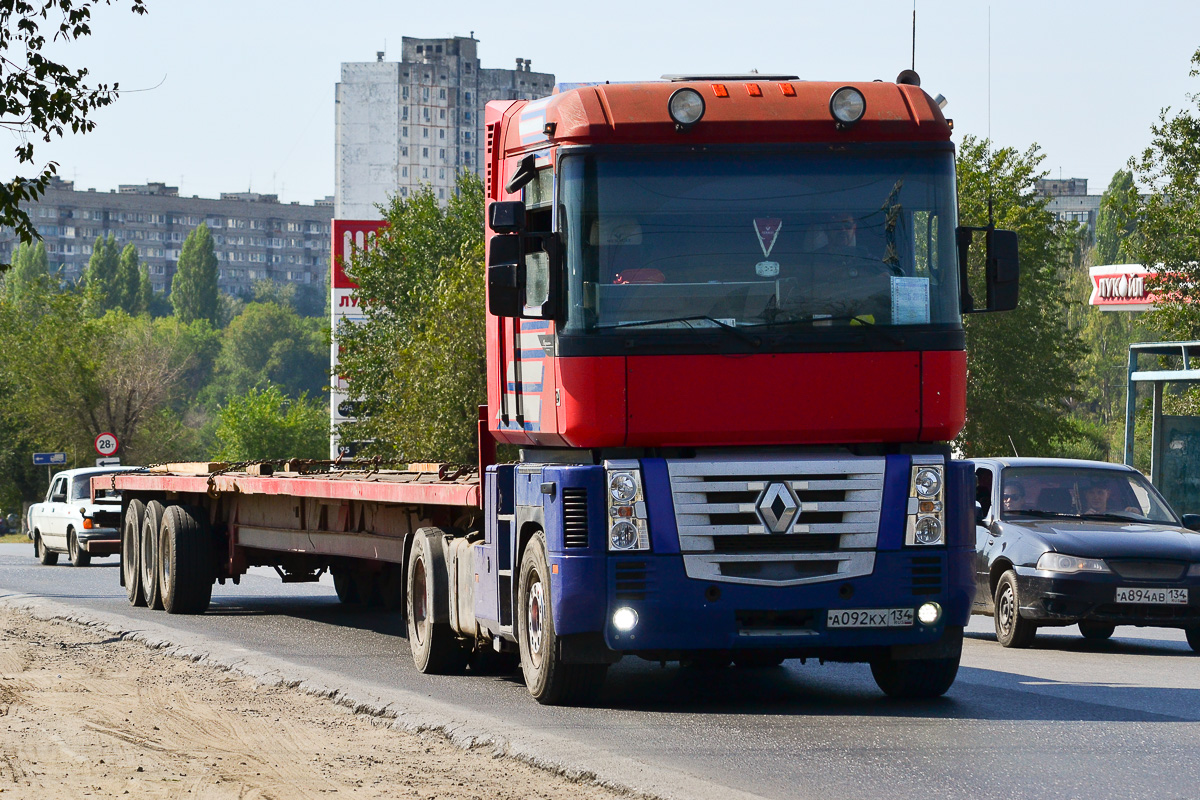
[32, 452, 67, 466]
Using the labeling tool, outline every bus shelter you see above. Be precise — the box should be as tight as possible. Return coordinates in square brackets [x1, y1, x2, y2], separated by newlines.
[1124, 340, 1200, 514]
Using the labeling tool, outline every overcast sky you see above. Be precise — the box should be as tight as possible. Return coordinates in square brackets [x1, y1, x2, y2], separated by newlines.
[24, 0, 1200, 205]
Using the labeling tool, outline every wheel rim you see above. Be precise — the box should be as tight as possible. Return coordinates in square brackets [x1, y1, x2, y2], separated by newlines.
[997, 585, 1015, 637]
[526, 577, 545, 666]
[160, 526, 171, 587]
[141, 523, 154, 583]
[411, 557, 428, 644]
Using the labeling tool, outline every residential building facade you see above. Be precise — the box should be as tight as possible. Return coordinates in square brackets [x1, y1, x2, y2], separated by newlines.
[335, 35, 555, 218]
[2, 179, 333, 295]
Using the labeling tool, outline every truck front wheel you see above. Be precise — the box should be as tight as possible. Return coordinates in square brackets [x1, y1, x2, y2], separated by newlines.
[870, 635, 961, 699]
[122, 499, 146, 606]
[405, 531, 466, 674]
[517, 533, 607, 705]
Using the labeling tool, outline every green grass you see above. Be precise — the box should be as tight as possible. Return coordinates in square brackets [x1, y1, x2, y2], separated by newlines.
[0, 533, 29, 545]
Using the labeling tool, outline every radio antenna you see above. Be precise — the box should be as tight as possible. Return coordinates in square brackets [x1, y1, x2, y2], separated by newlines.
[987, 5, 995, 227]
[1008, 435, 1020, 458]
[911, 1, 917, 71]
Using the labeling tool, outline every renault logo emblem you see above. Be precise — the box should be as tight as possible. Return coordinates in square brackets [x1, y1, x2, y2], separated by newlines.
[756, 482, 798, 533]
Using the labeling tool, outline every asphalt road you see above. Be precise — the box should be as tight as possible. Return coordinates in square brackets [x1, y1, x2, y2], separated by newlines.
[1, 541, 1198, 800]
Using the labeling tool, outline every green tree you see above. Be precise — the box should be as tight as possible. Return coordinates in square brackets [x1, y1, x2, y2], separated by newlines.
[336, 172, 485, 464]
[0, 0, 147, 259]
[137, 263, 154, 315]
[956, 136, 1085, 457]
[1093, 170, 1139, 266]
[2, 240, 51, 303]
[203, 301, 328, 404]
[115, 242, 144, 313]
[83, 233, 121, 312]
[171, 223, 219, 325]
[1130, 46, 1200, 340]
[212, 385, 328, 461]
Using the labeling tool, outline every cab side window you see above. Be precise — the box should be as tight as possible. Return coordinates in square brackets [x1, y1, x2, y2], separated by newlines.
[49, 477, 67, 503]
[974, 466, 995, 519]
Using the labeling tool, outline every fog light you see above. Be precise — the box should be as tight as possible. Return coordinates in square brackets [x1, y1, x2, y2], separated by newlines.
[613, 607, 639, 632]
[917, 602, 942, 625]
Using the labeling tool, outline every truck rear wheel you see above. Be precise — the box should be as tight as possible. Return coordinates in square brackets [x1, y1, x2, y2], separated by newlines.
[158, 505, 214, 614]
[122, 499, 146, 606]
[67, 528, 91, 567]
[141, 501, 165, 610]
[518, 533, 607, 705]
[405, 531, 466, 674]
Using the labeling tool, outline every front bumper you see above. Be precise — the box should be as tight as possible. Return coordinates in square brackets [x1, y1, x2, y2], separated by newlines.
[1015, 567, 1200, 628]
[80, 527, 120, 555]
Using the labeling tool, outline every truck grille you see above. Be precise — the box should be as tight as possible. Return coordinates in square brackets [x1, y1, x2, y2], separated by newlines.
[668, 455, 885, 586]
[562, 488, 589, 549]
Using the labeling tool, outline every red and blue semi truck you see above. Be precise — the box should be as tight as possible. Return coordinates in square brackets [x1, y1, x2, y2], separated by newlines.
[105, 72, 1018, 704]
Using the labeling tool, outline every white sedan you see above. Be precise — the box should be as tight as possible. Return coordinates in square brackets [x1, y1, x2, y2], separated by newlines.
[27, 467, 131, 566]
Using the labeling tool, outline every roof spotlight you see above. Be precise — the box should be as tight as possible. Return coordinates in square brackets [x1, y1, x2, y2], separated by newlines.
[668, 88, 705, 130]
[829, 86, 866, 128]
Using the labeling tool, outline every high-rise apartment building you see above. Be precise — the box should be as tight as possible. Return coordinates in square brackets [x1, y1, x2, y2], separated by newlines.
[335, 35, 555, 218]
[1, 178, 333, 296]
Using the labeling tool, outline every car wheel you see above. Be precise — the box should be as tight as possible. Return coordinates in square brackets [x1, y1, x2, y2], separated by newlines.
[122, 499, 146, 607]
[1185, 627, 1200, 653]
[1078, 621, 1115, 641]
[67, 528, 91, 567]
[518, 533, 608, 705]
[34, 531, 58, 566]
[994, 570, 1036, 648]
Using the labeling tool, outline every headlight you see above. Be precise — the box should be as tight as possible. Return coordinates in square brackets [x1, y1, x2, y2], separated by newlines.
[609, 472, 638, 503]
[914, 468, 942, 498]
[1036, 553, 1111, 574]
[829, 86, 866, 126]
[668, 88, 705, 128]
[913, 516, 942, 544]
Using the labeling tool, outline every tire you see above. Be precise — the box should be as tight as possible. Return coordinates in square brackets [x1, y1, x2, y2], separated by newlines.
[141, 501, 165, 610]
[733, 652, 786, 668]
[517, 533, 608, 705]
[405, 531, 466, 674]
[871, 651, 961, 699]
[122, 499, 146, 607]
[1079, 621, 1115, 641]
[34, 531, 58, 566]
[332, 567, 361, 605]
[67, 528, 91, 567]
[158, 505, 214, 614]
[1185, 627, 1200, 653]
[994, 570, 1037, 648]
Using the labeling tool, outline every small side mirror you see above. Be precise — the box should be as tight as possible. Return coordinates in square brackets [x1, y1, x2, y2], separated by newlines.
[975, 501, 987, 526]
[488, 201, 526, 235]
[504, 154, 538, 195]
[1181, 513, 1200, 532]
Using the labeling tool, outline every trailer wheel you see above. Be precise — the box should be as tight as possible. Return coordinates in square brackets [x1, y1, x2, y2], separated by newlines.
[67, 528, 91, 567]
[141, 501, 165, 610]
[34, 531, 58, 566]
[518, 533, 608, 705]
[332, 568, 361, 604]
[406, 532, 466, 674]
[158, 505, 214, 614]
[122, 499, 146, 606]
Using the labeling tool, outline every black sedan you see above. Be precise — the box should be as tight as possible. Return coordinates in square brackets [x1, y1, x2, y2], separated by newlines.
[970, 457, 1200, 650]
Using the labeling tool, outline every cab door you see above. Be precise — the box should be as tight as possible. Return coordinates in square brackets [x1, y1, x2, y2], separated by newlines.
[45, 475, 69, 547]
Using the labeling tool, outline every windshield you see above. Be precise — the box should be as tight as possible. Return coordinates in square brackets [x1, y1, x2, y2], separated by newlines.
[560, 147, 960, 334]
[1000, 466, 1178, 524]
[71, 474, 121, 503]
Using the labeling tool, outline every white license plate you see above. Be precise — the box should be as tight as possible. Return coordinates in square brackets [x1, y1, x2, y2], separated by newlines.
[826, 608, 914, 629]
[1115, 587, 1188, 605]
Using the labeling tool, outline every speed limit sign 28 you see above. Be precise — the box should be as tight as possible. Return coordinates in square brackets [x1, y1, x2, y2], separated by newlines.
[94, 432, 119, 457]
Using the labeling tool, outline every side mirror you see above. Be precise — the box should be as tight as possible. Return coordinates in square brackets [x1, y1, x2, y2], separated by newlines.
[986, 228, 1019, 312]
[975, 501, 987, 526]
[486, 232, 562, 319]
[1181, 513, 1200, 532]
[488, 234, 523, 317]
[488, 201, 526, 235]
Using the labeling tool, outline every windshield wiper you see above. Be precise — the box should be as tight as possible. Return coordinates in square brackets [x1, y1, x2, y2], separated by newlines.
[1078, 512, 1143, 523]
[748, 313, 907, 346]
[1008, 510, 1083, 520]
[599, 316, 762, 347]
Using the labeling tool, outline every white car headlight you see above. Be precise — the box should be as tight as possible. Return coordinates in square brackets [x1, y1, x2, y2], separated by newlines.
[1037, 553, 1111, 574]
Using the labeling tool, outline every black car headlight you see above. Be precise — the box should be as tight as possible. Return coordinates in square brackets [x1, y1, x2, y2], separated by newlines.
[1036, 553, 1111, 574]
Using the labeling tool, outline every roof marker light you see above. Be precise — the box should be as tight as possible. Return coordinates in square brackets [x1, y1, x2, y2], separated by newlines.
[668, 87, 705, 130]
[780, 83, 796, 97]
[711, 83, 729, 98]
[829, 86, 866, 127]
[746, 83, 762, 97]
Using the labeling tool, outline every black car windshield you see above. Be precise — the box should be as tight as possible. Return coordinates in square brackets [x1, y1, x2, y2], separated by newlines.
[1000, 466, 1178, 524]
[559, 146, 961, 334]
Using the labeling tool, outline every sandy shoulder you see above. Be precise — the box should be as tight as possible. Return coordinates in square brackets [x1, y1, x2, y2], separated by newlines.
[0, 606, 631, 799]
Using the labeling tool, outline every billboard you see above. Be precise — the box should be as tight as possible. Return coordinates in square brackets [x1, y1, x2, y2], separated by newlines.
[1088, 264, 1156, 312]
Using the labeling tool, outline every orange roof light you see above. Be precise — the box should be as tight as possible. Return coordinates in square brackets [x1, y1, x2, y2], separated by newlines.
[711, 83, 729, 98]
[746, 83, 762, 97]
[780, 82, 796, 97]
